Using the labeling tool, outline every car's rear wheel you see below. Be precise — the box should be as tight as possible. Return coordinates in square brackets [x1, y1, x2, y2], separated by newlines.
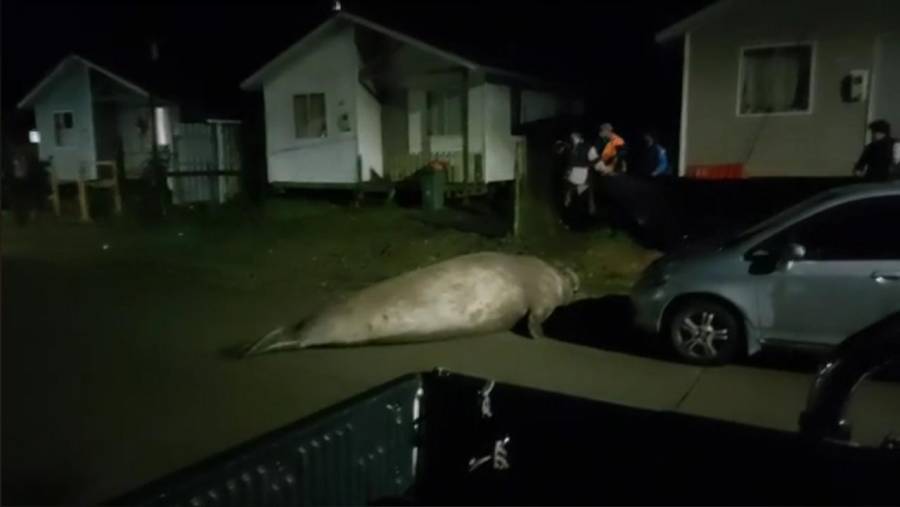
[667, 298, 743, 365]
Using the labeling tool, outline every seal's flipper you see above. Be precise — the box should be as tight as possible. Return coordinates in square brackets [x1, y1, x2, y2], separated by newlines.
[242, 326, 302, 357]
[527, 311, 547, 339]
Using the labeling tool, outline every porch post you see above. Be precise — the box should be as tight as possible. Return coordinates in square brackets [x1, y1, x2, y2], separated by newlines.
[216, 122, 226, 204]
[461, 69, 470, 184]
[49, 167, 61, 217]
[77, 166, 91, 223]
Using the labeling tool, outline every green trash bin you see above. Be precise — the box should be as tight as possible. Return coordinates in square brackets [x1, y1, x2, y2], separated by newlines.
[420, 167, 446, 211]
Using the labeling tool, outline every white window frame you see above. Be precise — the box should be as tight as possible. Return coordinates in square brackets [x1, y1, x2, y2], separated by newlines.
[293, 93, 328, 139]
[52, 110, 76, 148]
[735, 41, 817, 118]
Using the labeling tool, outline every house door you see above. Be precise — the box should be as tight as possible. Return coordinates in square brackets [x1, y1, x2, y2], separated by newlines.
[872, 33, 900, 133]
[94, 103, 121, 164]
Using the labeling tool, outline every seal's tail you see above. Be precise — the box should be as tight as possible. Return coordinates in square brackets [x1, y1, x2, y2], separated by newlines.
[241, 325, 303, 357]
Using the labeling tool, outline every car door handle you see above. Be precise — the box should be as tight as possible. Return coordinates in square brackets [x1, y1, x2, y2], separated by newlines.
[871, 272, 900, 283]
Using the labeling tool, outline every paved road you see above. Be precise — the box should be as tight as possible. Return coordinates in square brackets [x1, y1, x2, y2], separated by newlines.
[3, 255, 899, 505]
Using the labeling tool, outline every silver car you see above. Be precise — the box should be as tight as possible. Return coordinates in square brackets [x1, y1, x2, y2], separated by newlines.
[632, 182, 900, 365]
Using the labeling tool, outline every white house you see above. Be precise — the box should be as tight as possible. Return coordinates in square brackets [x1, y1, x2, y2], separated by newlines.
[241, 11, 583, 190]
[658, 0, 900, 178]
[18, 55, 243, 204]
[17, 55, 178, 182]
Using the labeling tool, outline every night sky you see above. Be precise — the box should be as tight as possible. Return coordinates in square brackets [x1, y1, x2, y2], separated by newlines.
[2, 0, 713, 143]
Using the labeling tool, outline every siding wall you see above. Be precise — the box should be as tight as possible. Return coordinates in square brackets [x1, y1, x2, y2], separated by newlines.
[34, 63, 97, 180]
[381, 89, 412, 180]
[263, 24, 359, 184]
[467, 84, 485, 158]
[117, 106, 151, 177]
[484, 83, 515, 182]
[356, 83, 383, 181]
[872, 32, 900, 134]
[685, 0, 900, 177]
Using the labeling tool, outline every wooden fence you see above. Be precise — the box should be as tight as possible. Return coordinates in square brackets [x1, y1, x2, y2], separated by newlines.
[169, 122, 241, 205]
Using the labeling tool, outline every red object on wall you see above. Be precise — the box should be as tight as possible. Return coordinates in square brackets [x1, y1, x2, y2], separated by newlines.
[687, 164, 745, 179]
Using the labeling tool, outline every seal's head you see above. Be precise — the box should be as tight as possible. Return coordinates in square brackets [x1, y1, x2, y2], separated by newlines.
[551, 261, 581, 303]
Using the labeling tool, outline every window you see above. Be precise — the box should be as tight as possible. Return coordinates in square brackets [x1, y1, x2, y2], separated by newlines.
[293, 93, 327, 138]
[739, 44, 813, 115]
[427, 90, 462, 136]
[54, 111, 74, 147]
[780, 196, 900, 260]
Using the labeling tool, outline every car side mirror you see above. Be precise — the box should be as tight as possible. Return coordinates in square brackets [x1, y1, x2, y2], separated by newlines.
[784, 243, 807, 261]
[777, 243, 806, 271]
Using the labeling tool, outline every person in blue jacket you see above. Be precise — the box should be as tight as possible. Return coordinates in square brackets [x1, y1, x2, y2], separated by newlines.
[636, 131, 670, 178]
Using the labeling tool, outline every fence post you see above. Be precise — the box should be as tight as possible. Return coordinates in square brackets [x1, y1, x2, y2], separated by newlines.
[207, 164, 219, 209]
[109, 161, 123, 215]
[48, 168, 61, 217]
[77, 168, 91, 223]
[513, 140, 525, 237]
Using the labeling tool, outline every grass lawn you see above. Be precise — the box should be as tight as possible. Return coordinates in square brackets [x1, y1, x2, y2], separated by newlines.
[5, 197, 659, 294]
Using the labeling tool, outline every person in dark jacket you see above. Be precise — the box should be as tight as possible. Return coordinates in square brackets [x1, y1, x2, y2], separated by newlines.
[562, 131, 597, 215]
[854, 120, 899, 181]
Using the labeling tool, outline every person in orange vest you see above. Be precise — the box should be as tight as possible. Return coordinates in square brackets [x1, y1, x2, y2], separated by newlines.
[589, 123, 628, 235]
[590, 123, 627, 175]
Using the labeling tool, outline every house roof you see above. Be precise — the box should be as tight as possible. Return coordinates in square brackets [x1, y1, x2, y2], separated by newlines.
[17, 54, 150, 109]
[16, 53, 240, 121]
[655, 0, 738, 43]
[240, 10, 553, 91]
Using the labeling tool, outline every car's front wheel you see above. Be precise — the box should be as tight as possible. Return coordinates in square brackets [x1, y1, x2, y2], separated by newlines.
[667, 298, 743, 365]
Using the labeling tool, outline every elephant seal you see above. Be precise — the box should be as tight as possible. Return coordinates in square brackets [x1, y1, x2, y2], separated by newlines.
[242, 252, 580, 356]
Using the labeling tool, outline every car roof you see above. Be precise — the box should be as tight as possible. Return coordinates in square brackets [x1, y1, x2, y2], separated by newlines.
[726, 182, 900, 250]
[824, 181, 900, 200]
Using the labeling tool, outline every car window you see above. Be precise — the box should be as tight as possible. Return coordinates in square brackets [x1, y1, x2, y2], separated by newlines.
[783, 196, 900, 261]
[724, 191, 841, 249]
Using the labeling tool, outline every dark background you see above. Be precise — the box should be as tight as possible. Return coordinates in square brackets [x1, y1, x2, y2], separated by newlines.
[2, 0, 712, 147]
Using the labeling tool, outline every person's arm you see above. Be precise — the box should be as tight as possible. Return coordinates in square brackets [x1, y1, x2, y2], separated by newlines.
[652, 147, 669, 177]
[589, 146, 608, 172]
[614, 144, 627, 173]
[854, 143, 873, 175]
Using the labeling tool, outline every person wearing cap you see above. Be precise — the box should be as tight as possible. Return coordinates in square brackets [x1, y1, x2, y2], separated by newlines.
[588, 123, 628, 235]
[854, 120, 900, 181]
[590, 123, 627, 175]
